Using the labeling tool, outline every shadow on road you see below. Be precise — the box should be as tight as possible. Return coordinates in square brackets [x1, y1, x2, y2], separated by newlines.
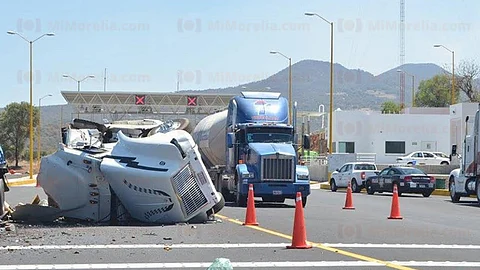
[225, 201, 295, 209]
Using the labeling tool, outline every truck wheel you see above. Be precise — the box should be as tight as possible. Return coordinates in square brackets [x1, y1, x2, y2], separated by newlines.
[351, 179, 360, 193]
[449, 178, 460, 203]
[476, 180, 480, 206]
[330, 179, 337, 192]
[302, 197, 307, 208]
[221, 188, 235, 202]
[235, 181, 247, 207]
[212, 192, 225, 213]
[366, 181, 375, 195]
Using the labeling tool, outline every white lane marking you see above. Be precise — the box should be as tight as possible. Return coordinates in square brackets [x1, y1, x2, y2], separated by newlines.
[0, 261, 383, 269]
[4, 242, 480, 250]
[2, 261, 480, 269]
[324, 243, 480, 249]
[0, 243, 291, 250]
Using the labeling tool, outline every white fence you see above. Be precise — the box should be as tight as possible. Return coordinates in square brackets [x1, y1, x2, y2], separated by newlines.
[304, 153, 377, 182]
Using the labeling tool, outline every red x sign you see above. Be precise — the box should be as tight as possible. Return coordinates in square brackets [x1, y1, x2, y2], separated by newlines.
[135, 95, 145, 105]
[187, 96, 197, 106]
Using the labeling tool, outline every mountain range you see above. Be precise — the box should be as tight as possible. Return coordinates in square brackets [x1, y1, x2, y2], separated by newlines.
[177, 60, 447, 111]
[29, 60, 450, 153]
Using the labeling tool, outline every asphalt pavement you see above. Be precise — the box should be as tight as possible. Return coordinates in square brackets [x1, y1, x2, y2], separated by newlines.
[1, 186, 480, 269]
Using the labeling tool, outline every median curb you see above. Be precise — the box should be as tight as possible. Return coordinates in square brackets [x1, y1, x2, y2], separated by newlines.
[6, 178, 37, 187]
[319, 183, 451, 196]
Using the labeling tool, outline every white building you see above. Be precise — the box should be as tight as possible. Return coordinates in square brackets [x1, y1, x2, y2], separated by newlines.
[449, 102, 478, 157]
[330, 107, 451, 164]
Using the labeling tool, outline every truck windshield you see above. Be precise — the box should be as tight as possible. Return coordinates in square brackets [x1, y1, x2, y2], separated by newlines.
[246, 127, 293, 143]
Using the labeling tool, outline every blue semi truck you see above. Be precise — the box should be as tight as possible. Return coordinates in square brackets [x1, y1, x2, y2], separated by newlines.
[191, 91, 311, 207]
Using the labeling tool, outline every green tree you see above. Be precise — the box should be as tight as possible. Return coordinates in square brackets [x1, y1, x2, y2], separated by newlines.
[381, 101, 401, 114]
[0, 102, 39, 167]
[415, 74, 458, 107]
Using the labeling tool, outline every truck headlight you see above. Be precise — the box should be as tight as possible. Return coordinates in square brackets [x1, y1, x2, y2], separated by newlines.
[297, 173, 309, 180]
[241, 172, 254, 178]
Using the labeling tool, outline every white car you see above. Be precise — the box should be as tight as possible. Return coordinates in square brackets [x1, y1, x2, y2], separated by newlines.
[433, 152, 450, 159]
[330, 162, 379, 193]
[396, 151, 450, 165]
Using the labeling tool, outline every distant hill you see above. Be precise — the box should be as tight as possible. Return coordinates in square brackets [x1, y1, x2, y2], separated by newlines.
[177, 60, 447, 111]
[34, 60, 448, 153]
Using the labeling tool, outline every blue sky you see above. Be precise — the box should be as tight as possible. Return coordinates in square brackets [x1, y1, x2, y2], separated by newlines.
[1, 0, 478, 107]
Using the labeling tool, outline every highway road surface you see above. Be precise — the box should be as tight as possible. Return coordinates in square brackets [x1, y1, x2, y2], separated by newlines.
[1, 186, 480, 269]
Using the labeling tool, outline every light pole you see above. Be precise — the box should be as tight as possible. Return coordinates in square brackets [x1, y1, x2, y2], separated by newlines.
[7, 30, 55, 181]
[37, 94, 52, 165]
[62, 74, 96, 91]
[63, 74, 95, 118]
[305, 12, 334, 154]
[397, 69, 415, 107]
[270, 51, 292, 125]
[433, 44, 455, 104]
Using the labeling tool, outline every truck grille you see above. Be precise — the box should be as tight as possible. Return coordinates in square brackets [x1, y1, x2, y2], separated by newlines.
[262, 156, 294, 181]
[171, 164, 208, 217]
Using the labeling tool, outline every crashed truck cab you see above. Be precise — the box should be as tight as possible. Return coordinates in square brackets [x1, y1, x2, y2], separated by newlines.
[37, 129, 225, 224]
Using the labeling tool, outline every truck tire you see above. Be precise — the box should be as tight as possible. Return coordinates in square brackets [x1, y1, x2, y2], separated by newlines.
[207, 192, 225, 216]
[449, 178, 460, 203]
[330, 179, 337, 192]
[213, 192, 225, 213]
[302, 196, 307, 208]
[351, 179, 360, 193]
[235, 181, 247, 207]
[477, 180, 480, 206]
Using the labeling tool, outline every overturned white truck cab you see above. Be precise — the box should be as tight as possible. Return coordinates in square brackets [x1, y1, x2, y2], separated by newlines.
[37, 129, 225, 224]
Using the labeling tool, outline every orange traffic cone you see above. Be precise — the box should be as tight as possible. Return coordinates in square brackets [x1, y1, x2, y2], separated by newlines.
[243, 184, 259, 226]
[287, 192, 312, 249]
[388, 183, 403, 219]
[343, 182, 355, 210]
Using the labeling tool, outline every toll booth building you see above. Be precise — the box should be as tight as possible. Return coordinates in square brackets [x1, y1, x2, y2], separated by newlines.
[331, 108, 450, 164]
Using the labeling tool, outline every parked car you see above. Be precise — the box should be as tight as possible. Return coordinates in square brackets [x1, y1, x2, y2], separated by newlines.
[364, 166, 435, 197]
[330, 162, 379, 193]
[433, 152, 449, 159]
[396, 151, 450, 165]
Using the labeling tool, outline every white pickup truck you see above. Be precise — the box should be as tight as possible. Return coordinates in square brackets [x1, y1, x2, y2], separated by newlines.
[330, 162, 379, 193]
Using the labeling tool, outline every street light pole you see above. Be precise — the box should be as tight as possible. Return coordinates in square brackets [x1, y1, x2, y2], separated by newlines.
[270, 51, 292, 125]
[433, 44, 455, 104]
[37, 94, 52, 165]
[305, 12, 334, 154]
[63, 74, 95, 92]
[397, 69, 415, 107]
[63, 74, 95, 118]
[7, 31, 55, 181]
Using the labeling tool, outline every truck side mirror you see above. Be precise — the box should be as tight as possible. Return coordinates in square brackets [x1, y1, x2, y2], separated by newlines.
[450, 144, 457, 161]
[227, 132, 235, 148]
[302, 134, 310, 150]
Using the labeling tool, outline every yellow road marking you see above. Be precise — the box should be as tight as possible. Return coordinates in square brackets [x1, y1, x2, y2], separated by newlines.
[215, 213, 416, 270]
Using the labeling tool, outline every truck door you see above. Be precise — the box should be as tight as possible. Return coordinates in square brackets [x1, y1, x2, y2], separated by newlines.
[341, 164, 352, 186]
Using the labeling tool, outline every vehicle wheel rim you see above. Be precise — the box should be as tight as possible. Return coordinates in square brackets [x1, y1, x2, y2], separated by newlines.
[450, 182, 455, 199]
[352, 181, 357, 191]
[367, 184, 372, 193]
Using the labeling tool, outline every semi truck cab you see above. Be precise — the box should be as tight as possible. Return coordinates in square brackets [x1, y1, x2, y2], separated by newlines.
[224, 93, 311, 207]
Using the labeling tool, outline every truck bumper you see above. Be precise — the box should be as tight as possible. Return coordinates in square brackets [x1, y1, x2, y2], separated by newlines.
[240, 181, 311, 199]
